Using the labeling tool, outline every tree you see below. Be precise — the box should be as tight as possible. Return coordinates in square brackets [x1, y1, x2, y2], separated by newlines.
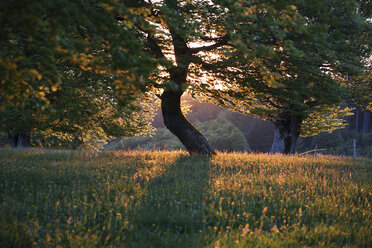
[0, 0, 154, 107]
[126, 0, 291, 154]
[202, 0, 372, 154]
[0, 64, 157, 149]
[349, 68, 372, 111]
[0, 0, 156, 148]
[122, 0, 241, 154]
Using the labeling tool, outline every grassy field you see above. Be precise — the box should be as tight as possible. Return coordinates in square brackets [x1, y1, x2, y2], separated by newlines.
[0, 149, 371, 247]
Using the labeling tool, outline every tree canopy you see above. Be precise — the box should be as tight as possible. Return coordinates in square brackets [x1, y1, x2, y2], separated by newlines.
[1, 0, 371, 153]
[0, 62, 157, 149]
[200, 0, 372, 154]
[0, 0, 157, 148]
[0, 0, 155, 108]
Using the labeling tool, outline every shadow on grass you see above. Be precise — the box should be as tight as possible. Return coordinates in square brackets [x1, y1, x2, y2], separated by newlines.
[125, 155, 212, 248]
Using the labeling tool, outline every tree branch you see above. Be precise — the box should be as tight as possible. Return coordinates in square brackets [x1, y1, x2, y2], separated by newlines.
[189, 55, 224, 71]
[262, 96, 283, 109]
[189, 35, 230, 54]
[116, 15, 168, 62]
[146, 33, 168, 61]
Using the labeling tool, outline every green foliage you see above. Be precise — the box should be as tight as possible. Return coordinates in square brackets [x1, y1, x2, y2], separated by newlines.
[107, 117, 250, 152]
[126, 0, 232, 92]
[0, 68, 158, 149]
[2, 0, 370, 153]
[0, 0, 155, 108]
[205, 0, 372, 137]
[219, 111, 274, 152]
[0, 132, 8, 147]
[298, 129, 372, 157]
[0, 150, 370, 247]
[115, 128, 184, 151]
[183, 96, 222, 123]
[356, 0, 372, 16]
[300, 106, 354, 137]
[196, 116, 250, 152]
[0, 0, 158, 149]
[350, 68, 372, 111]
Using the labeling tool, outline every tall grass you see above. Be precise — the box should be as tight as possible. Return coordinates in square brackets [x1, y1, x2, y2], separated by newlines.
[0, 149, 371, 247]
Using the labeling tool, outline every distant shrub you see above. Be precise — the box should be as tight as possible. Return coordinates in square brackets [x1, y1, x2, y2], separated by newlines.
[219, 111, 274, 152]
[107, 117, 250, 152]
[195, 117, 250, 152]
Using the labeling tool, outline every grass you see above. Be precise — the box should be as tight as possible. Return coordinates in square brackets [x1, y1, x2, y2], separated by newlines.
[0, 149, 371, 247]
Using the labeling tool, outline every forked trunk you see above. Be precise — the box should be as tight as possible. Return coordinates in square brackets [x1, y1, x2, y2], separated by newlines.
[161, 88, 216, 155]
[7, 132, 31, 148]
[270, 113, 301, 154]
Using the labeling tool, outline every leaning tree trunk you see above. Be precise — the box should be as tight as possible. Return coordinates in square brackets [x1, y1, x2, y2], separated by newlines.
[7, 132, 31, 148]
[270, 113, 301, 155]
[7, 132, 17, 148]
[161, 88, 216, 155]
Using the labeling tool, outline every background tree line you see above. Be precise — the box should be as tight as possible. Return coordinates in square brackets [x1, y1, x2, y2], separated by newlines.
[105, 96, 372, 157]
[1, 0, 371, 154]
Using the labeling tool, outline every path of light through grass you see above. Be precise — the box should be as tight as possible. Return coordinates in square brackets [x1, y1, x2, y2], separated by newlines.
[0, 149, 371, 247]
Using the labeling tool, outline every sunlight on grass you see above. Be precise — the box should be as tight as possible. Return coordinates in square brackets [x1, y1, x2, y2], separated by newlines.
[0, 149, 370, 247]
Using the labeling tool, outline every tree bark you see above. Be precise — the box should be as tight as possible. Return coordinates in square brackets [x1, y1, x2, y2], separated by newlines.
[161, 88, 216, 155]
[7, 132, 17, 148]
[7, 132, 31, 148]
[270, 113, 301, 154]
[363, 111, 368, 133]
[355, 109, 359, 133]
[155, 2, 216, 155]
[17, 133, 30, 147]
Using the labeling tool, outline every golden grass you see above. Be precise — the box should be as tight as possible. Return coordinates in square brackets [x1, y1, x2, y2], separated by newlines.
[0, 149, 371, 247]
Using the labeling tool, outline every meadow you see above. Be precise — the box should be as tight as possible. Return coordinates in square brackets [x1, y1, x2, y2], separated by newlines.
[0, 149, 371, 247]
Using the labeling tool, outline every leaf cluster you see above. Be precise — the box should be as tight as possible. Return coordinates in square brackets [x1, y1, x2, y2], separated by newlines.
[0, 0, 155, 108]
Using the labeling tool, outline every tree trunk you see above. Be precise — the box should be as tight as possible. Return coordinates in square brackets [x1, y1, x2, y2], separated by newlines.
[17, 133, 31, 148]
[270, 113, 301, 154]
[363, 111, 368, 133]
[355, 109, 359, 133]
[161, 88, 216, 155]
[158, 18, 215, 155]
[7, 132, 31, 148]
[7, 132, 17, 148]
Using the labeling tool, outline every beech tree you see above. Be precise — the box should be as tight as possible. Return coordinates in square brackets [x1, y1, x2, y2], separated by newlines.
[0, 64, 157, 149]
[203, 0, 371, 154]
[0, 0, 155, 108]
[0, 0, 156, 147]
[124, 0, 237, 154]
[125, 0, 343, 155]
[2, 0, 370, 154]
